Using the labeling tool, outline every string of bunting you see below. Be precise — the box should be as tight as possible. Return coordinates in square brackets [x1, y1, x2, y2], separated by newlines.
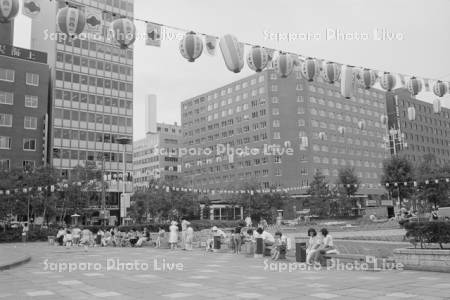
[1, 176, 449, 196]
[3, 0, 449, 95]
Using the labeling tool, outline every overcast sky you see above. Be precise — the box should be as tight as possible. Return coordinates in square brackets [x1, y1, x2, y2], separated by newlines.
[13, 0, 450, 141]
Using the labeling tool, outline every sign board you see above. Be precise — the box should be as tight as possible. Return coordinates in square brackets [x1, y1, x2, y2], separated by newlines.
[0, 44, 47, 63]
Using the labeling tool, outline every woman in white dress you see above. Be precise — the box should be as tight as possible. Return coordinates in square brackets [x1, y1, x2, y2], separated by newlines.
[169, 221, 179, 250]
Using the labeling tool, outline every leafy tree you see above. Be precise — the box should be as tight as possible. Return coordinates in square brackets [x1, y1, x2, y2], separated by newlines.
[335, 167, 361, 216]
[307, 170, 331, 216]
[416, 154, 450, 208]
[381, 156, 415, 206]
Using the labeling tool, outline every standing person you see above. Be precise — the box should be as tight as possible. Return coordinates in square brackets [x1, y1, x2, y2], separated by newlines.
[181, 218, 191, 250]
[245, 216, 252, 227]
[56, 227, 66, 246]
[185, 226, 194, 251]
[64, 229, 73, 248]
[72, 226, 81, 246]
[156, 227, 165, 248]
[169, 221, 179, 250]
[306, 228, 321, 265]
[22, 223, 29, 243]
[232, 227, 242, 254]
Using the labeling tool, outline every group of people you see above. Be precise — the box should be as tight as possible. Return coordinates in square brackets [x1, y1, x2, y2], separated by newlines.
[305, 228, 337, 265]
[55, 226, 153, 249]
[168, 219, 195, 250]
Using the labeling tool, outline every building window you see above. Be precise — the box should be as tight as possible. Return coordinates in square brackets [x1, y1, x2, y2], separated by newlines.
[0, 68, 15, 82]
[23, 160, 35, 170]
[272, 108, 279, 115]
[25, 95, 38, 108]
[0, 91, 13, 105]
[0, 113, 12, 127]
[0, 136, 11, 149]
[23, 138, 36, 151]
[0, 159, 10, 170]
[271, 85, 278, 92]
[26, 73, 39, 86]
[24, 116, 37, 129]
[273, 132, 280, 139]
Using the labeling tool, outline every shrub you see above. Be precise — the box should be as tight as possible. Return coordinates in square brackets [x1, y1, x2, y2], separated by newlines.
[405, 221, 450, 249]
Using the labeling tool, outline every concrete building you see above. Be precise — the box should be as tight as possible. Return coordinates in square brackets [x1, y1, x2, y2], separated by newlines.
[181, 68, 389, 196]
[0, 44, 50, 171]
[133, 96, 182, 188]
[29, 0, 134, 220]
[386, 88, 450, 165]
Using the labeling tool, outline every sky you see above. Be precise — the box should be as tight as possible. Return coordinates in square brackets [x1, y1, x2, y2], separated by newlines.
[12, 0, 450, 141]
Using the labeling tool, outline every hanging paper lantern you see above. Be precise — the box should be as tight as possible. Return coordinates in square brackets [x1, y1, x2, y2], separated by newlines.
[56, 6, 86, 37]
[110, 18, 136, 49]
[407, 107, 416, 121]
[379, 72, 396, 91]
[380, 115, 388, 126]
[219, 34, 244, 73]
[433, 80, 448, 97]
[301, 57, 319, 81]
[321, 61, 341, 84]
[0, 0, 19, 23]
[358, 120, 366, 130]
[318, 132, 326, 141]
[406, 77, 422, 96]
[274, 52, 294, 78]
[358, 68, 377, 89]
[340, 65, 354, 99]
[179, 31, 203, 62]
[433, 99, 442, 114]
[337, 126, 345, 136]
[246, 46, 269, 72]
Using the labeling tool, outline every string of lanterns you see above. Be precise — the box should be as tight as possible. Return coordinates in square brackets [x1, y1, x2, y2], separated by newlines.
[2, 0, 449, 97]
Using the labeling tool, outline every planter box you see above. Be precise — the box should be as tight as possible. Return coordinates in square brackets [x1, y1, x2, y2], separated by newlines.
[393, 248, 450, 273]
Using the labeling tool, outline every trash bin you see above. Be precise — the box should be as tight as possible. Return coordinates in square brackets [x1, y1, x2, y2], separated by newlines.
[295, 238, 306, 263]
[255, 237, 263, 257]
[213, 236, 221, 249]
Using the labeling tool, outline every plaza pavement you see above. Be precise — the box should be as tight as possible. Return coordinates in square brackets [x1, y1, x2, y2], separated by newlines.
[1, 242, 450, 299]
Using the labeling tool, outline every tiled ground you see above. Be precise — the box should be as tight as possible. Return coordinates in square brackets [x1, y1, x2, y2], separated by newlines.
[1, 243, 450, 299]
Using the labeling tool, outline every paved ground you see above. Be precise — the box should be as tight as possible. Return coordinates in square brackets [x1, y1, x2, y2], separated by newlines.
[1, 242, 450, 299]
[0, 246, 30, 270]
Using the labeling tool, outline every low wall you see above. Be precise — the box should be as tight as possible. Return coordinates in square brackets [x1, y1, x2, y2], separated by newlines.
[393, 248, 450, 273]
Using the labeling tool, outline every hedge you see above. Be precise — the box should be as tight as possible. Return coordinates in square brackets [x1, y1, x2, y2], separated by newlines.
[405, 221, 450, 249]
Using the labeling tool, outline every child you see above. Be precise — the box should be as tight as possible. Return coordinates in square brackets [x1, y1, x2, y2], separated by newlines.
[185, 226, 194, 251]
[232, 227, 242, 254]
[271, 231, 287, 260]
[156, 227, 165, 248]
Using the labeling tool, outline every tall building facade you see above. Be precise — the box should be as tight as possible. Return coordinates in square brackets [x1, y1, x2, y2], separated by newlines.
[30, 1, 134, 187]
[386, 88, 450, 165]
[181, 68, 388, 195]
[0, 44, 50, 171]
[133, 122, 182, 189]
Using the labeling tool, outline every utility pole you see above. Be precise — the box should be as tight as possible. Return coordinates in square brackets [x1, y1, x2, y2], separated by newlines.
[100, 154, 106, 226]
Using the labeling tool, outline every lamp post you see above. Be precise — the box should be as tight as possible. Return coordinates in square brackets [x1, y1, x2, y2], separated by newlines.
[117, 137, 131, 225]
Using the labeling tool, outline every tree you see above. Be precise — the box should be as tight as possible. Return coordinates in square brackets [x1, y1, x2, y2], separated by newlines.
[381, 156, 415, 206]
[416, 154, 450, 208]
[307, 171, 331, 216]
[335, 167, 361, 216]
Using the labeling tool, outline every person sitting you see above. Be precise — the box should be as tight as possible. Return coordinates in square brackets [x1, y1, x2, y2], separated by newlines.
[64, 229, 73, 248]
[430, 208, 439, 221]
[79, 227, 92, 250]
[306, 228, 321, 265]
[56, 227, 66, 246]
[72, 226, 81, 246]
[128, 229, 139, 247]
[136, 228, 150, 247]
[102, 230, 113, 247]
[206, 226, 226, 252]
[313, 228, 338, 266]
[271, 231, 287, 260]
[255, 227, 275, 247]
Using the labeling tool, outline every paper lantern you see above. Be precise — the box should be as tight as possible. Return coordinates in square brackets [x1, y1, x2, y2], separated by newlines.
[433, 99, 442, 114]
[0, 0, 19, 23]
[274, 52, 294, 78]
[340, 65, 354, 99]
[338, 126, 345, 136]
[179, 31, 203, 62]
[407, 106, 416, 121]
[110, 18, 136, 49]
[321, 61, 341, 84]
[358, 68, 377, 89]
[301, 57, 319, 81]
[318, 132, 326, 141]
[246, 46, 269, 72]
[56, 6, 86, 37]
[358, 120, 366, 130]
[380, 72, 397, 91]
[380, 115, 388, 126]
[219, 34, 244, 73]
[433, 80, 448, 97]
[406, 77, 422, 96]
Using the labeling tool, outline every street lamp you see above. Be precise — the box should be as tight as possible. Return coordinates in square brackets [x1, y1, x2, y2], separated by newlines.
[117, 137, 131, 225]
